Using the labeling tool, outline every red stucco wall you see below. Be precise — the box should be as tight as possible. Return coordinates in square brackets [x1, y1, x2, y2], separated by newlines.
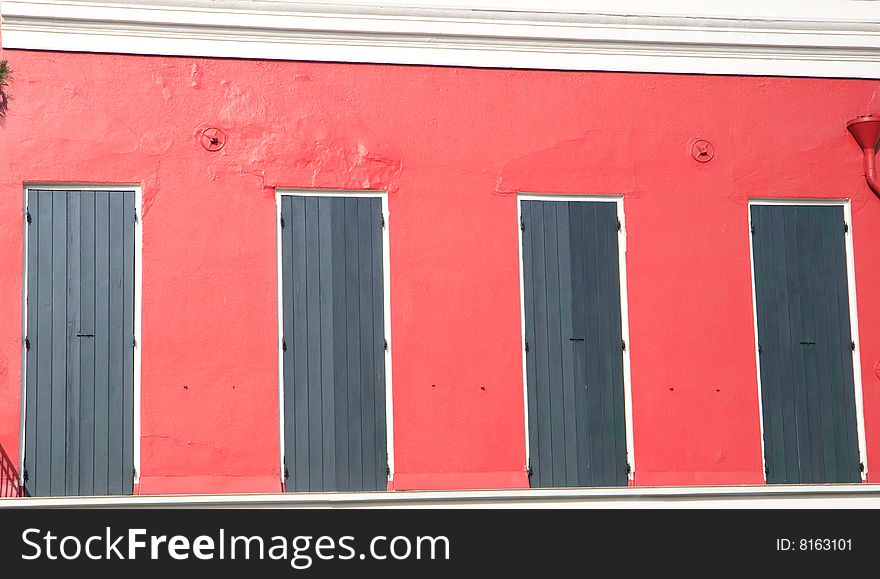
[0, 50, 878, 493]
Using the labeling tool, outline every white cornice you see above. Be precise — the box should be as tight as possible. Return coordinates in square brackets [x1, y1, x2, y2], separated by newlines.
[3, 0, 880, 78]
[4, 484, 880, 508]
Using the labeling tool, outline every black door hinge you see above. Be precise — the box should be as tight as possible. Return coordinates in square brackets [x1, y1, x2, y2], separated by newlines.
[860, 461, 865, 473]
[764, 464, 770, 478]
[22, 469, 29, 483]
[621, 340, 627, 352]
[758, 344, 762, 354]
[626, 462, 632, 475]
[844, 222, 849, 234]
[25, 210, 31, 224]
[386, 453, 391, 477]
[132, 337, 137, 348]
[282, 339, 287, 352]
[134, 210, 139, 224]
[24, 337, 30, 351]
[283, 460, 289, 479]
[527, 463, 533, 478]
[852, 341, 857, 351]
[520, 216, 525, 231]
[617, 219, 622, 232]
[750, 224, 756, 235]
[280, 214, 285, 229]
[383, 339, 388, 351]
[380, 214, 386, 229]
[132, 466, 138, 480]
[524, 340, 530, 353]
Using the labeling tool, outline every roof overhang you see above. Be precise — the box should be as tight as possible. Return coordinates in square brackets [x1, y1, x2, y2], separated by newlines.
[2, 0, 880, 78]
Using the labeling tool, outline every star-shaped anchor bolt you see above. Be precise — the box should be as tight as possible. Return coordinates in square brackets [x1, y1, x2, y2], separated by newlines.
[691, 139, 714, 163]
[200, 127, 227, 152]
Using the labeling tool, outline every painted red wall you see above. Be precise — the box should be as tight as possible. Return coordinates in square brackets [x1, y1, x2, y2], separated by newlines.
[0, 50, 878, 493]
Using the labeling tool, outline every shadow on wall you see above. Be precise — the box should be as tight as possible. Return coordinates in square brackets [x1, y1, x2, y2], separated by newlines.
[0, 443, 23, 498]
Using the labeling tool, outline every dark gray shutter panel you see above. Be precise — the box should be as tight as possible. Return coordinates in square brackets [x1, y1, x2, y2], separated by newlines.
[280, 195, 387, 492]
[521, 199, 628, 488]
[751, 204, 861, 484]
[24, 190, 135, 497]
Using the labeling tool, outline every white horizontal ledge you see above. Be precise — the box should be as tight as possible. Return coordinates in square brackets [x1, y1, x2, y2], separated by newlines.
[5, 484, 880, 508]
[2, 1, 880, 78]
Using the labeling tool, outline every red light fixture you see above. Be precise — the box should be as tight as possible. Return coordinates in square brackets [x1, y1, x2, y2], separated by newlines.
[847, 114, 880, 199]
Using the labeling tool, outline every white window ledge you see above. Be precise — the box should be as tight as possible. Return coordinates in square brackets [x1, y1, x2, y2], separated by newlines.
[2, 0, 880, 78]
[4, 484, 880, 508]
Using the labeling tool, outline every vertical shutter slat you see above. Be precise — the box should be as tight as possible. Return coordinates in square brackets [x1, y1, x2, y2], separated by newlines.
[304, 197, 323, 491]
[121, 192, 136, 495]
[371, 200, 387, 488]
[78, 190, 96, 495]
[317, 197, 337, 490]
[23, 190, 40, 496]
[357, 198, 378, 489]
[64, 191, 82, 495]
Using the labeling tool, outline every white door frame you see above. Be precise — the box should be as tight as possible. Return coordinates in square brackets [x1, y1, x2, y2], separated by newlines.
[747, 198, 868, 482]
[19, 183, 144, 488]
[516, 193, 636, 482]
[275, 188, 395, 487]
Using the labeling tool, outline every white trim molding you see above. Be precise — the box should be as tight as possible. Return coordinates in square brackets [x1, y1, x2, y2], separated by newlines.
[3, 1, 880, 78]
[5, 484, 880, 509]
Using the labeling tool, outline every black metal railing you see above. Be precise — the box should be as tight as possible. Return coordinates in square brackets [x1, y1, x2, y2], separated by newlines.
[0, 442, 22, 498]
